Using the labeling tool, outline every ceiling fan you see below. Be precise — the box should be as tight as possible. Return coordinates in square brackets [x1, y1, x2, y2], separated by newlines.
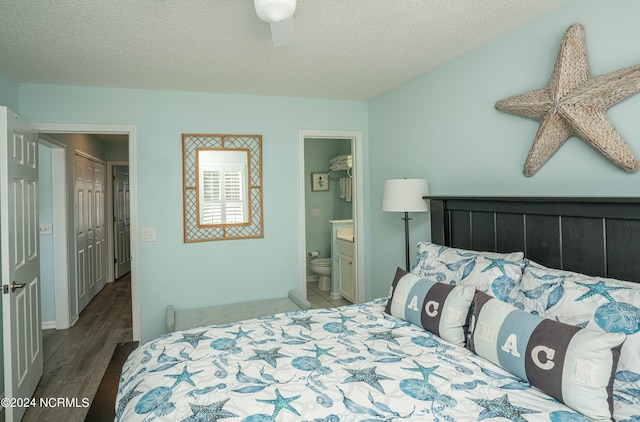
[254, 0, 297, 47]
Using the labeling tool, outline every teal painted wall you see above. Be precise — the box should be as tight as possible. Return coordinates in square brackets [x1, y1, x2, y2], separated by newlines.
[3, 0, 639, 347]
[105, 141, 129, 161]
[0, 71, 19, 112]
[368, 0, 640, 298]
[18, 85, 368, 341]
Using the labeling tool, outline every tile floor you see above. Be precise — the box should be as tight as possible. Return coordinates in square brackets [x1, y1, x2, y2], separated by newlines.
[307, 280, 352, 309]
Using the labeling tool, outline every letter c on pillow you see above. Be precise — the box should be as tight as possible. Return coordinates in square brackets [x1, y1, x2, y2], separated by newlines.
[425, 300, 439, 317]
[531, 345, 555, 370]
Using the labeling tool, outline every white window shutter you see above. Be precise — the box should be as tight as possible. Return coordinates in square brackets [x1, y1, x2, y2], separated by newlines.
[200, 165, 246, 224]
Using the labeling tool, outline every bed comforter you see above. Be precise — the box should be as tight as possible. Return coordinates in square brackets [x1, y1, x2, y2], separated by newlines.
[116, 299, 637, 421]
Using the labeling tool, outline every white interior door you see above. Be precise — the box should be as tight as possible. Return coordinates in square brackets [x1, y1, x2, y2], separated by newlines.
[93, 161, 106, 293]
[86, 159, 95, 301]
[75, 154, 106, 312]
[114, 165, 131, 278]
[0, 107, 44, 422]
[76, 155, 89, 311]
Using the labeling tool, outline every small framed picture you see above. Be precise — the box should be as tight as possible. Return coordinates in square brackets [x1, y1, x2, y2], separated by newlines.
[311, 172, 329, 191]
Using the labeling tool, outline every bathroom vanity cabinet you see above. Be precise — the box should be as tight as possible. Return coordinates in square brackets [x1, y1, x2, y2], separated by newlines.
[337, 238, 355, 302]
[330, 220, 354, 300]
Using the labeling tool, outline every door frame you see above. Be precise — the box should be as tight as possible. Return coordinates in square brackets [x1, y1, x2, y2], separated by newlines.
[38, 135, 71, 329]
[32, 123, 140, 342]
[298, 129, 365, 303]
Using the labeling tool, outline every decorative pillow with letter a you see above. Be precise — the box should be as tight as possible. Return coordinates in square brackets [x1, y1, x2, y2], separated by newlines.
[385, 267, 475, 346]
[468, 291, 626, 422]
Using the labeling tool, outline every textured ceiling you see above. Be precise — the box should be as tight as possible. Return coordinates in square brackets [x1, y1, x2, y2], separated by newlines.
[0, 0, 567, 101]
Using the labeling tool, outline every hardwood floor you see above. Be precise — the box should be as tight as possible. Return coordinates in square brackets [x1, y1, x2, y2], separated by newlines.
[21, 274, 133, 422]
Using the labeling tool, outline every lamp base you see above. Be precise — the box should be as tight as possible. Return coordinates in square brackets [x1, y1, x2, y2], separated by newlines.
[401, 212, 411, 271]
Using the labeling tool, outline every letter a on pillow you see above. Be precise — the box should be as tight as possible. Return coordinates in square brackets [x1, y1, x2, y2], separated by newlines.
[385, 267, 475, 346]
[469, 291, 626, 421]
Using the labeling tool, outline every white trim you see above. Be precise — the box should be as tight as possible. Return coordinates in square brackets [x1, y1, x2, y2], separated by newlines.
[75, 149, 106, 164]
[330, 292, 343, 300]
[37, 135, 71, 329]
[33, 123, 140, 342]
[298, 129, 365, 304]
[41, 321, 56, 330]
[52, 146, 70, 329]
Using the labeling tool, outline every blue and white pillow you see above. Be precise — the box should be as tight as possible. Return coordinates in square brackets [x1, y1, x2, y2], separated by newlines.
[411, 242, 525, 300]
[385, 267, 475, 346]
[469, 291, 626, 422]
[511, 259, 640, 405]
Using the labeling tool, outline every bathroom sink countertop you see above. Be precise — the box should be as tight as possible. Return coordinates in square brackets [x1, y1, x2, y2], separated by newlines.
[336, 229, 354, 242]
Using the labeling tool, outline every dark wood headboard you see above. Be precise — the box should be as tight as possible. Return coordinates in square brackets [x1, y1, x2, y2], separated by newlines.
[428, 197, 640, 283]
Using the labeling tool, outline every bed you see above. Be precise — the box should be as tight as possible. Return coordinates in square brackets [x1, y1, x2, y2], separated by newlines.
[116, 197, 640, 421]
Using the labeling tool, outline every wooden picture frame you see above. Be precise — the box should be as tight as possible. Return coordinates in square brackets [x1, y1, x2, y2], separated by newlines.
[311, 172, 329, 192]
[182, 134, 263, 242]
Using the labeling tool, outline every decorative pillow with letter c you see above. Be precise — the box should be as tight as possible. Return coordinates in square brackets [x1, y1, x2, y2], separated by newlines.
[468, 291, 626, 422]
[385, 267, 475, 346]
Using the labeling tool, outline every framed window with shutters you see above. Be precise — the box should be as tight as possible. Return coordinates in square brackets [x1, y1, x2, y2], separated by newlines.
[182, 134, 263, 242]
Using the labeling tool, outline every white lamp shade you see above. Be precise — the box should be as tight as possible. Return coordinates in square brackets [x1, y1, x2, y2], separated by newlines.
[382, 179, 429, 212]
[254, 0, 297, 22]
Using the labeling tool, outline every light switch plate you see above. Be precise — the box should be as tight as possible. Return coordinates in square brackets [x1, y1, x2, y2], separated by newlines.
[312, 208, 320, 217]
[141, 227, 156, 242]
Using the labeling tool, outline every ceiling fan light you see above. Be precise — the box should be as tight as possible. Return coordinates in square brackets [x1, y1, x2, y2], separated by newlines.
[254, 0, 296, 23]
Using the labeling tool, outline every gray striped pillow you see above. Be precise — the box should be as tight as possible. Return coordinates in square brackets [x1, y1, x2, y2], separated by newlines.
[469, 291, 626, 421]
[385, 267, 475, 346]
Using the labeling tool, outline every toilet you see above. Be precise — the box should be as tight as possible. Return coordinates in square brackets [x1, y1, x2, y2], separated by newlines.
[310, 258, 332, 291]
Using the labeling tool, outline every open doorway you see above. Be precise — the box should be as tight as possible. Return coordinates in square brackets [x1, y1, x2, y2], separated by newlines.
[298, 130, 365, 304]
[33, 123, 140, 341]
[37, 138, 70, 329]
[37, 132, 133, 328]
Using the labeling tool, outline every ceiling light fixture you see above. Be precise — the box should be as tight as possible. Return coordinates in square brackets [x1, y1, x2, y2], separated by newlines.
[254, 0, 296, 23]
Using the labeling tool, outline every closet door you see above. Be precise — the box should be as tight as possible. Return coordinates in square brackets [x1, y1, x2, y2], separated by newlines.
[75, 154, 106, 313]
[93, 161, 106, 294]
[86, 158, 95, 302]
[76, 155, 89, 312]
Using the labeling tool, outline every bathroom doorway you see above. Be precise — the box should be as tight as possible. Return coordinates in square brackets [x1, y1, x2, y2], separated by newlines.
[297, 130, 364, 305]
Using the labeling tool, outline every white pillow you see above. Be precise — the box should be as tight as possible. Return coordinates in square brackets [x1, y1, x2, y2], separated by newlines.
[412, 241, 525, 300]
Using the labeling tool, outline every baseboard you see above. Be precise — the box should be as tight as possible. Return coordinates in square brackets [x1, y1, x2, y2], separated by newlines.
[42, 320, 56, 330]
[330, 292, 343, 300]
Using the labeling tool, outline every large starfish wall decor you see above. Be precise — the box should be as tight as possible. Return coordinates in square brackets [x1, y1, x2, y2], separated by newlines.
[495, 23, 640, 177]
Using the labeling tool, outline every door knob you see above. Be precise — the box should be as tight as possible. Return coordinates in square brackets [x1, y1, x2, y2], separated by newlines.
[11, 281, 26, 292]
